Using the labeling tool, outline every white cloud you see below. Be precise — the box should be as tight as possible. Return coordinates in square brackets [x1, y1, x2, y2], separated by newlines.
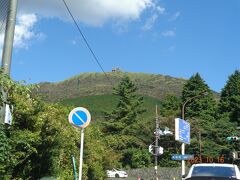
[0, 13, 44, 61]
[142, 14, 158, 31]
[1, 0, 163, 60]
[169, 11, 180, 21]
[141, 3, 165, 31]
[18, 0, 161, 26]
[14, 14, 38, 48]
[161, 30, 175, 37]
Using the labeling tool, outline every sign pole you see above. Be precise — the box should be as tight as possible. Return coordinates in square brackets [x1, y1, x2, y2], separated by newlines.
[181, 109, 185, 179]
[71, 155, 78, 180]
[181, 143, 185, 177]
[68, 107, 91, 180]
[155, 105, 159, 180]
[79, 128, 84, 180]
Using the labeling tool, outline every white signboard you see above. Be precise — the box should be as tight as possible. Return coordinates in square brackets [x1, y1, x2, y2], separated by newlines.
[4, 104, 12, 125]
[175, 118, 190, 144]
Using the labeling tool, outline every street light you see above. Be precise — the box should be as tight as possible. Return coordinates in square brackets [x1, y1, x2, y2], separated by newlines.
[181, 91, 208, 178]
[181, 92, 208, 120]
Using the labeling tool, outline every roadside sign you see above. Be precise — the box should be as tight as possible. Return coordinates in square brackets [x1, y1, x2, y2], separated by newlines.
[68, 107, 91, 129]
[149, 145, 164, 155]
[4, 104, 12, 125]
[148, 145, 153, 153]
[171, 154, 194, 161]
[154, 129, 164, 136]
[68, 107, 91, 180]
[158, 146, 164, 155]
[175, 118, 190, 144]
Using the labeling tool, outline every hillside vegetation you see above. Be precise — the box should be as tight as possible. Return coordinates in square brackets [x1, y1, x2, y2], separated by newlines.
[1, 70, 240, 180]
[36, 71, 187, 102]
[60, 94, 162, 121]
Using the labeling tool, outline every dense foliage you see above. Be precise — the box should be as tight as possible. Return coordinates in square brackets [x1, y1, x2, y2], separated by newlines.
[0, 73, 117, 179]
[0, 70, 240, 179]
[181, 73, 217, 119]
[180, 73, 235, 159]
[219, 70, 240, 124]
[102, 76, 151, 169]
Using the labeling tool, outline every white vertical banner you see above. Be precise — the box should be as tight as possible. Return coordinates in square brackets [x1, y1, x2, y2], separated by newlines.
[175, 118, 190, 144]
[4, 104, 12, 125]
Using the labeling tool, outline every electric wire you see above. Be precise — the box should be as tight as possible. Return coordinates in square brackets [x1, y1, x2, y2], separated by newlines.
[62, 0, 114, 87]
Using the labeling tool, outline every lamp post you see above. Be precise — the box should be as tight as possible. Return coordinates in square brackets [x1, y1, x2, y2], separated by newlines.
[181, 92, 208, 178]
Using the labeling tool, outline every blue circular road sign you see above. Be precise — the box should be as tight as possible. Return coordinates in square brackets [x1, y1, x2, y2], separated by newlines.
[68, 107, 91, 129]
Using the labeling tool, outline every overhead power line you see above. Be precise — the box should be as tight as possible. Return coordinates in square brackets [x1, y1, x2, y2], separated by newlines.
[62, 0, 114, 87]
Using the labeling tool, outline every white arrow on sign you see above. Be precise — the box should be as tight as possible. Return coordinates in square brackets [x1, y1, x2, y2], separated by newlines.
[149, 144, 153, 153]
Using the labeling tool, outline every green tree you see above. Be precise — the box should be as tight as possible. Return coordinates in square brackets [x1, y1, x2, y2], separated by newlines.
[35, 105, 79, 179]
[121, 148, 151, 168]
[0, 72, 39, 179]
[84, 124, 120, 180]
[181, 73, 217, 119]
[104, 76, 145, 134]
[160, 94, 181, 118]
[0, 72, 120, 179]
[0, 72, 78, 179]
[0, 125, 12, 178]
[103, 76, 151, 168]
[219, 70, 240, 125]
[181, 73, 219, 157]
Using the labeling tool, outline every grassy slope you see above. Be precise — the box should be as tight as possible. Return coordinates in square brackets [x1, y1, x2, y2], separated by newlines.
[60, 94, 162, 121]
[60, 94, 163, 145]
[36, 72, 187, 102]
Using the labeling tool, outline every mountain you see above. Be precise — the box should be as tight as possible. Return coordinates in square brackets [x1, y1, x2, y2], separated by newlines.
[35, 71, 187, 102]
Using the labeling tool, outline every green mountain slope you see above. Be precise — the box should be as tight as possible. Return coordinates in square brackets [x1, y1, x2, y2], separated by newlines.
[36, 71, 187, 102]
[60, 94, 162, 121]
[60, 94, 164, 147]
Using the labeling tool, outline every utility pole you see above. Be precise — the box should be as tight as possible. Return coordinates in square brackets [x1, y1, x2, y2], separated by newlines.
[0, 0, 18, 124]
[155, 105, 159, 180]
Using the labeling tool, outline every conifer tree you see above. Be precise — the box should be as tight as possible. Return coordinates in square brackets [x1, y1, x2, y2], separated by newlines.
[219, 70, 240, 125]
[103, 76, 150, 168]
[181, 73, 221, 157]
[181, 73, 217, 119]
[161, 94, 181, 117]
[105, 76, 145, 134]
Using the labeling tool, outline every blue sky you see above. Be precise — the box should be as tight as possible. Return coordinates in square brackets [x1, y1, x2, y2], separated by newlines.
[1, 0, 240, 92]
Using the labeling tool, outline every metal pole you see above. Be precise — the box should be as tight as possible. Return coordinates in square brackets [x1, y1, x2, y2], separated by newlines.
[155, 105, 159, 180]
[0, 0, 18, 124]
[79, 128, 84, 180]
[181, 143, 185, 177]
[181, 106, 185, 178]
[1, 0, 18, 74]
[71, 155, 78, 180]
